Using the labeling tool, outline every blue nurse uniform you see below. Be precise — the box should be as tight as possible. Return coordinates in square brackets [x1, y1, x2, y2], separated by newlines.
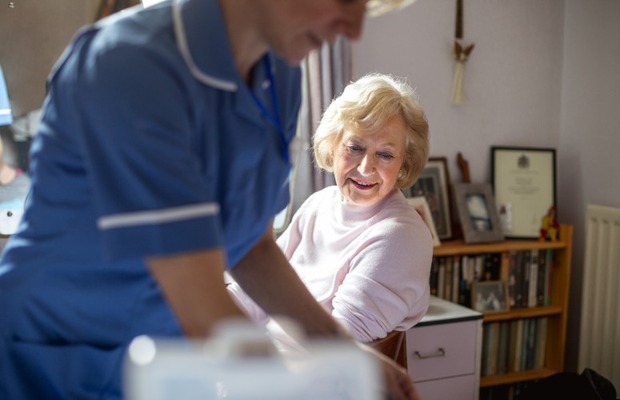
[0, 0, 301, 398]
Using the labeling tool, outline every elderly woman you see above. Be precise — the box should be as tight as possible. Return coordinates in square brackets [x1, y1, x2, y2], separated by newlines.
[229, 73, 433, 343]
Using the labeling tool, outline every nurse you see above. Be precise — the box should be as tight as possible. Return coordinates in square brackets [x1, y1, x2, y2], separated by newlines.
[0, 0, 419, 399]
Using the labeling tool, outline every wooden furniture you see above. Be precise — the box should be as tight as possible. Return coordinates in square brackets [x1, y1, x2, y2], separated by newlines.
[406, 296, 483, 400]
[432, 224, 573, 395]
[369, 330, 407, 369]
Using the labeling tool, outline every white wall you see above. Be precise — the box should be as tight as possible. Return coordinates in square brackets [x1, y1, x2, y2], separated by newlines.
[560, 0, 620, 372]
[0, 0, 98, 116]
[353, 0, 564, 184]
[353, 0, 620, 372]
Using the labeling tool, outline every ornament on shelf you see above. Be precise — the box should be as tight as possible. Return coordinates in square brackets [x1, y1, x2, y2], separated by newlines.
[539, 205, 559, 242]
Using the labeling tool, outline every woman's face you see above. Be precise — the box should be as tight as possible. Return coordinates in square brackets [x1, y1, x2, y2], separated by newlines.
[333, 115, 407, 207]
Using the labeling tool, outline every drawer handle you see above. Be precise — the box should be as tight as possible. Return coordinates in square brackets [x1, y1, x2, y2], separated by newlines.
[413, 347, 446, 359]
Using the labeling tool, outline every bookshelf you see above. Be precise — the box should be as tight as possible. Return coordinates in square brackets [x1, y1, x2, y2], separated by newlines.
[431, 224, 573, 394]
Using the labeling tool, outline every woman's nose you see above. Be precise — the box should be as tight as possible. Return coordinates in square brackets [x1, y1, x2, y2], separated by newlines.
[359, 154, 375, 176]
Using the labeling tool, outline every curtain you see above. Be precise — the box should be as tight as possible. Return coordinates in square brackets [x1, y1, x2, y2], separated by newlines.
[288, 37, 352, 217]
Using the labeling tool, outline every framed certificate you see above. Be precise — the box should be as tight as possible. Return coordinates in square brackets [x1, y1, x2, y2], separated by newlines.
[491, 146, 556, 239]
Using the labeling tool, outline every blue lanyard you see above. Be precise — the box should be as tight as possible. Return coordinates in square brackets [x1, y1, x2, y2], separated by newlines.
[250, 56, 290, 164]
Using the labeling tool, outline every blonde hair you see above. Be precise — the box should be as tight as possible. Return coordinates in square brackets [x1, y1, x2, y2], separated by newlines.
[313, 73, 429, 189]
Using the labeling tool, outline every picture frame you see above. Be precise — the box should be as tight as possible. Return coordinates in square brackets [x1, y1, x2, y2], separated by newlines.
[471, 280, 510, 313]
[453, 182, 505, 244]
[407, 196, 441, 247]
[408, 157, 453, 240]
[491, 146, 557, 239]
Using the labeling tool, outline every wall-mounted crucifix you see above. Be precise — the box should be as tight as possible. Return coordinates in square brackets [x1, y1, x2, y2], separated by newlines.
[451, 0, 475, 105]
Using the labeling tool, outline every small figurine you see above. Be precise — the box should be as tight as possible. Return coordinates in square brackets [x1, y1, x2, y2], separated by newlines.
[540, 205, 559, 242]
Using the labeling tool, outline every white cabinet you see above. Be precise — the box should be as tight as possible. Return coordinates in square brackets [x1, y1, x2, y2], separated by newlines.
[407, 296, 483, 400]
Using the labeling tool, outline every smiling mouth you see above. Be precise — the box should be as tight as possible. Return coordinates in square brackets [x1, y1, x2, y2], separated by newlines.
[350, 178, 376, 190]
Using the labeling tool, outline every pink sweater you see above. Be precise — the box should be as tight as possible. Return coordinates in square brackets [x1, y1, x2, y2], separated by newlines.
[228, 186, 433, 343]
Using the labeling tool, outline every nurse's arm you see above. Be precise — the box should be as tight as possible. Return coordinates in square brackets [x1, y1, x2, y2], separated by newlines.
[146, 248, 247, 337]
[229, 226, 345, 338]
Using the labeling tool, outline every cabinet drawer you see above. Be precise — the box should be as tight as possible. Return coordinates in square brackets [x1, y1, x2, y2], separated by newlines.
[407, 319, 479, 382]
[415, 374, 477, 400]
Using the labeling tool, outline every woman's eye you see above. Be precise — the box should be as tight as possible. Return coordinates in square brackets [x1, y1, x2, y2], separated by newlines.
[378, 152, 395, 160]
[347, 144, 364, 153]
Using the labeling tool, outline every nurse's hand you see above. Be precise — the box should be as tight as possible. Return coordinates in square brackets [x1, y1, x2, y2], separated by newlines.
[366, 346, 421, 400]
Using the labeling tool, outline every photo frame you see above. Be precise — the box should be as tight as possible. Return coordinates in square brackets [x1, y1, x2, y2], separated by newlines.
[491, 146, 557, 239]
[454, 182, 505, 244]
[471, 280, 510, 313]
[407, 196, 441, 247]
[408, 157, 453, 240]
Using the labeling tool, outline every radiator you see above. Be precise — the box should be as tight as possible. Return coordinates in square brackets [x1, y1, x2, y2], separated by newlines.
[578, 204, 620, 391]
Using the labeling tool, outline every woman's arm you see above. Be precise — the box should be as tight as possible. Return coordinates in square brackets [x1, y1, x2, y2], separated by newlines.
[331, 220, 433, 342]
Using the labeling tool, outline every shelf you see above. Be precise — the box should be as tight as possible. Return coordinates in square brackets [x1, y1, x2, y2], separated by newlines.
[433, 238, 567, 257]
[482, 306, 563, 323]
[480, 368, 558, 387]
[428, 225, 573, 396]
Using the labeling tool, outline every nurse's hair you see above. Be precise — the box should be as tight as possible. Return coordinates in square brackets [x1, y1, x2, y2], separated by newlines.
[312, 73, 429, 189]
[366, 0, 417, 17]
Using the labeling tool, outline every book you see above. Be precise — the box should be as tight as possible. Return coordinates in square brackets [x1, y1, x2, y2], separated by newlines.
[536, 249, 547, 306]
[500, 251, 511, 282]
[483, 253, 501, 281]
[445, 256, 453, 302]
[429, 258, 438, 296]
[524, 318, 537, 370]
[474, 255, 484, 282]
[507, 320, 519, 373]
[543, 249, 554, 306]
[512, 319, 524, 373]
[507, 251, 518, 307]
[462, 255, 476, 307]
[520, 319, 531, 371]
[522, 250, 531, 308]
[488, 322, 501, 376]
[528, 249, 539, 308]
[452, 255, 460, 303]
[534, 318, 548, 369]
[458, 255, 469, 305]
[437, 257, 446, 299]
[496, 321, 510, 375]
[481, 323, 493, 377]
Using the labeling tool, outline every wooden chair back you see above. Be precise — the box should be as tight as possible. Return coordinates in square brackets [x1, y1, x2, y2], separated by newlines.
[369, 330, 408, 369]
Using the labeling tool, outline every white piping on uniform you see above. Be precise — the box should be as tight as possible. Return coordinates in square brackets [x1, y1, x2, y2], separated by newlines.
[173, 0, 237, 91]
[98, 203, 219, 230]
